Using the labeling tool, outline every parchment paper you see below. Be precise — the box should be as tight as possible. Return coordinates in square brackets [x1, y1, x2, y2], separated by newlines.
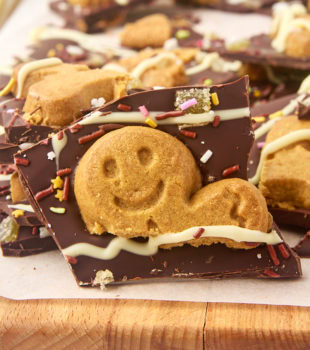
[1, 0, 309, 306]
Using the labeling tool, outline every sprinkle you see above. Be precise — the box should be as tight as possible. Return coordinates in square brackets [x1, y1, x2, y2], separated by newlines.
[263, 269, 280, 278]
[57, 168, 72, 176]
[35, 185, 54, 201]
[163, 37, 178, 50]
[69, 123, 82, 134]
[257, 253, 262, 259]
[257, 141, 265, 149]
[0, 185, 9, 191]
[117, 103, 132, 111]
[57, 131, 64, 140]
[252, 116, 266, 123]
[175, 29, 190, 40]
[278, 244, 290, 259]
[155, 110, 184, 120]
[62, 176, 70, 201]
[211, 92, 219, 106]
[51, 176, 63, 189]
[49, 207, 66, 214]
[269, 110, 283, 120]
[212, 115, 220, 127]
[253, 90, 261, 98]
[267, 245, 280, 266]
[55, 190, 63, 202]
[180, 98, 197, 111]
[66, 255, 77, 264]
[139, 105, 149, 117]
[7, 113, 19, 128]
[41, 138, 49, 145]
[47, 49, 56, 57]
[91, 97, 105, 108]
[222, 165, 240, 177]
[196, 39, 203, 48]
[32, 227, 38, 236]
[15, 157, 30, 166]
[200, 150, 213, 164]
[193, 227, 205, 239]
[0, 77, 16, 97]
[145, 118, 157, 128]
[0, 190, 10, 196]
[203, 78, 213, 86]
[12, 209, 24, 218]
[47, 151, 56, 160]
[180, 129, 197, 139]
[78, 128, 105, 144]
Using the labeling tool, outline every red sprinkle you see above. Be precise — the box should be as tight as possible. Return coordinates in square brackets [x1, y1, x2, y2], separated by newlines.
[69, 123, 82, 134]
[193, 228, 205, 239]
[155, 110, 184, 120]
[267, 245, 280, 266]
[66, 255, 77, 264]
[8, 113, 19, 128]
[32, 227, 38, 236]
[222, 165, 240, 177]
[117, 103, 132, 111]
[57, 168, 72, 177]
[35, 184, 54, 201]
[15, 157, 30, 166]
[78, 128, 105, 144]
[263, 269, 280, 278]
[180, 129, 197, 139]
[0, 190, 10, 196]
[0, 185, 9, 191]
[62, 176, 70, 201]
[57, 131, 64, 140]
[278, 244, 290, 259]
[212, 116, 220, 128]
[40, 138, 49, 145]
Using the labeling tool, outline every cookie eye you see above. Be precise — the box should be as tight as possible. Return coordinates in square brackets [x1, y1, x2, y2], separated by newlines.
[137, 147, 153, 166]
[103, 158, 118, 178]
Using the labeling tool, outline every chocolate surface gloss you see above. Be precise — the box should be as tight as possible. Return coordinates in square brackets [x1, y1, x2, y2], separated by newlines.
[16, 78, 301, 285]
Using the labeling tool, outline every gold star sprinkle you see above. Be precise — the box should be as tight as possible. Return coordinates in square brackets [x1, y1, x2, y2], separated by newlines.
[51, 176, 63, 189]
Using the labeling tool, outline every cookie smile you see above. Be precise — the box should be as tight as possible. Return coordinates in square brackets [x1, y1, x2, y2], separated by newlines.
[113, 180, 164, 211]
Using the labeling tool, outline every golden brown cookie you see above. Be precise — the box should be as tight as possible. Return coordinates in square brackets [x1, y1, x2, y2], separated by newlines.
[12, 63, 129, 127]
[285, 28, 310, 58]
[120, 14, 172, 49]
[259, 116, 310, 210]
[75, 126, 272, 249]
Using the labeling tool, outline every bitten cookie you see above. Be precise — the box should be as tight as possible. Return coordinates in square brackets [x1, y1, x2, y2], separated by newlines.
[75, 126, 272, 249]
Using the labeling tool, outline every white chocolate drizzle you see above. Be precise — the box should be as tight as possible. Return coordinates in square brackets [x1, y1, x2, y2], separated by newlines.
[16, 57, 62, 98]
[186, 52, 241, 76]
[131, 52, 182, 80]
[51, 131, 68, 170]
[79, 107, 250, 127]
[8, 204, 34, 213]
[254, 118, 281, 139]
[271, 3, 308, 53]
[30, 27, 136, 59]
[62, 225, 282, 260]
[250, 129, 310, 185]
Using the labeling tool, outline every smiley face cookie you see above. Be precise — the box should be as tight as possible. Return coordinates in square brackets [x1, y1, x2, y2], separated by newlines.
[75, 126, 272, 249]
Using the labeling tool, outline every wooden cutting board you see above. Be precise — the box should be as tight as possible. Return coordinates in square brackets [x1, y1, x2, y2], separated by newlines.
[0, 298, 309, 349]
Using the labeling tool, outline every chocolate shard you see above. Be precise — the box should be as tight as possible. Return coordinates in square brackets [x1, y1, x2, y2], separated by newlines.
[294, 231, 310, 258]
[15, 77, 301, 286]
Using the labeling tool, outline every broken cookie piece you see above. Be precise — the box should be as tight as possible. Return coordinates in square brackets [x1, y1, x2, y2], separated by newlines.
[16, 78, 301, 287]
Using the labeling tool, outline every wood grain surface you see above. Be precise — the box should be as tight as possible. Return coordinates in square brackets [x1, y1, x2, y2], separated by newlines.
[0, 298, 310, 349]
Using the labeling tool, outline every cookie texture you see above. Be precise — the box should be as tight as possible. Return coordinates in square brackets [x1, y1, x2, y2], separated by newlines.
[259, 116, 310, 210]
[75, 126, 272, 249]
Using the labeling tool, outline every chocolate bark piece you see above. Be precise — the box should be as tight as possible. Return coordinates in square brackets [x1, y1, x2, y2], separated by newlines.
[214, 34, 310, 70]
[294, 231, 310, 258]
[50, 0, 152, 33]
[249, 93, 310, 230]
[16, 77, 301, 285]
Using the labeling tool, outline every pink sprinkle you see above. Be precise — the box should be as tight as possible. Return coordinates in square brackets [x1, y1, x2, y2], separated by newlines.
[257, 141, 265, 149]
[139, 105, 149, 117]
[180, 98, 197, 111]
[196, 39, 203, 48]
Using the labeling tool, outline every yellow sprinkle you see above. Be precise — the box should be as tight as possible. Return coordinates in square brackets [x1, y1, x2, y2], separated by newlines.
[47, 49, 56, 57]
[56, 43, 64, 51]
[50, 207, 66, 214]
[12, 209, 24, 218]
[269, 110, 283, 119]
[252, 116, 266, 123]
[211, 92, 219, 106]
[145, 118, 157, 128]
[0, 77, 16, 97]
[55, 190, 64, 202]
[51, 176, 63, 189]
[253, 90, 261, 98]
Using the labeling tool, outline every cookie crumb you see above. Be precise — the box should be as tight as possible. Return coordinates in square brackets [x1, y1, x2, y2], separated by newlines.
[93, 270, 114, 289]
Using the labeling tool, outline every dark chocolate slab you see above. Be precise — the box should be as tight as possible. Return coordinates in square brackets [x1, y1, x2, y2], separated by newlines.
[294, 231, 310, 258]
[215, 34, 310, 70]
[15, 77, 301, 285]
